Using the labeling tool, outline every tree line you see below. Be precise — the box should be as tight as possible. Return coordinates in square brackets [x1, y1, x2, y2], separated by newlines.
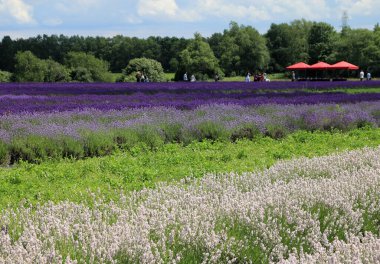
[1, 20, 380, 82]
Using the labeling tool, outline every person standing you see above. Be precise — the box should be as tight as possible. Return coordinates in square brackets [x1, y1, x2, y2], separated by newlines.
[245, 72, 251, 82]
[291, 71, 296, 81]
[360, 70, 364, 81]
[367, 72, 372, 80]
[183, 72, 188, 81]
[214, 73, 219, 82]
[136, 71, 142, 82]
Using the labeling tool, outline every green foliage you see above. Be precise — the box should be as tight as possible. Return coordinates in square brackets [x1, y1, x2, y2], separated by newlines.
[44, 58, 71, 82]
[308, 22, 337, 64]
[0, 140, 9, 165]
[0, 128, 379, 209]
[230, 123, 261, 141]
[121, 57, 165, 82]
[70, 67, 93, 82]
[0, 70, 12, 82]
[13, 51, 70, 82]
[9, 136, 84, 163]
[13, 51, 47, 82]
[193, 121, 228, 141]
[209, 22, 270, 76]
[178, 33, 223, 80]
[82, 132, 116, 157]
[64, 51, 112, 82]
[334, 28, 380, 74]
[2, 20, 380, 77]
[266, 19, 312, 72]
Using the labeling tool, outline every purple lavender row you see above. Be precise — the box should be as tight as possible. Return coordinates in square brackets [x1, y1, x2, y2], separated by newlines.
[1, 92, 379, 115]
[1, 102, 378, 143]
[0, 81, 379, 95]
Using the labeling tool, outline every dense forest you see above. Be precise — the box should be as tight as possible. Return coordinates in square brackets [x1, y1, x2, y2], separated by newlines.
[1, 20, 380, 82]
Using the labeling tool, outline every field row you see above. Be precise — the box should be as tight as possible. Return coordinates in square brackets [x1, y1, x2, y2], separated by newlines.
[1, 91, 380, 114]
[0, 103, 379, 163]
[1, 145, 379, 263]
[1, 81, 380, 95]
[1, 128, 379, 211]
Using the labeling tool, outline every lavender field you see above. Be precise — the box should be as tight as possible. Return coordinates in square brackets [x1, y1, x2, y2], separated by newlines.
[1, 147, 380, 263]
[1, 82, 380, 114]
[0, 82, 379, 163]
[0, 81, 380, 263]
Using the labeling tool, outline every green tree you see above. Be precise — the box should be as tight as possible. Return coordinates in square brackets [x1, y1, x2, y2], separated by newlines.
[0, 70, 12, 82]
[211, 22, 269, 76]
[13, 51, 47, 82]
[178, 33, 222, 80]
[266, 19, 312, 71]
[44, 59, 71, 82]
[64, 51, 112, 82]
[121, 57, 165, 82]
[218, 35, 240, 76]
[308, 22, 337, 63]
[0, 36, 16, 72]
[334, 28, 380, 75]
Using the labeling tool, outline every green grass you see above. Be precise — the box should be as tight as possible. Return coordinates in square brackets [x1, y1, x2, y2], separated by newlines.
[219, 73, 289, 82]
[0, 128, 379, 210]
[323, 87, 380, 94]
[109, 72, 123, 82]
[164, 72, 175, 81]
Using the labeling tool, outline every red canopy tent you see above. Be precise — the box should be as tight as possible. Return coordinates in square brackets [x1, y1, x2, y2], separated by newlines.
[286, 62, 311, 80]
[309, 62, 333, 80]
[330, 61, 359, 70]
[310, 62, 332, 69]
[286, 62, 311, 70]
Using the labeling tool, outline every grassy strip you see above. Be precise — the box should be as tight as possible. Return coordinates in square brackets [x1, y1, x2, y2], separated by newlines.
[0, 128, 379, 210]
[256, 87, 380, 94]
[308, 87, 380, 94]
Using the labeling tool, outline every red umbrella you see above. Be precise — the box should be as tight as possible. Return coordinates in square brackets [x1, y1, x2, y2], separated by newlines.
[330, 61, 359, 70]
[310, 62, 332, 69]
[286, 62, 311, 70]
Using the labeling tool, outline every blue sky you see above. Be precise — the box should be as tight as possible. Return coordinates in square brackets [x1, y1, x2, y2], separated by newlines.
[0, 0, 379, 39]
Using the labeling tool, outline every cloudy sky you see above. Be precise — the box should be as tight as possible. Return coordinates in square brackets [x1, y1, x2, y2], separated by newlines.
[0, 0, 379, 39]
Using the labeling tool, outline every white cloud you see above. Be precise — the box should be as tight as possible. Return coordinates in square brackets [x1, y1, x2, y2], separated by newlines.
[55, 0, 102, 14]
[138, 0, 178, 16]
[138, 0, 334, 22]
[0, 0, 35, 24]
[215, 0, 331, 20]
[137, 0, 201, 21]
[342, 0, 380, 16]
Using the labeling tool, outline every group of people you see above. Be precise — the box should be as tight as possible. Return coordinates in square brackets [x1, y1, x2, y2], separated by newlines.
[183, 72, 196, 82]
[245, 72, 269, 82]
[359, 70, 372, 81]
[182, 71, 271, 82]
[135, 71, 149, 82]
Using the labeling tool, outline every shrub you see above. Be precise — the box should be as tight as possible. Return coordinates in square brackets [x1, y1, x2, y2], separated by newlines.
[111, 128, 140, 150]
[133, 125, 165, 150]
[265, 124, 289, 139]
[60, 136, 84, 159]
[9, 136, 64, 163]
[0, 70, 12, 82]
[160, 122, 183, 143]
[44, 59, 71, 82]
[13, 51, 47, 82]
[193, 121, 228, 142]
[82, 132, 116, 157]
[65, 52, 112, 82]
[0, 140, 9, 165]
[230, 123, 261, 141]
[122, 58, 165, 82]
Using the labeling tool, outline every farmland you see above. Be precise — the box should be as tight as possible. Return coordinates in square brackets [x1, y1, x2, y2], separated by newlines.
[0, 81, 380, 263]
